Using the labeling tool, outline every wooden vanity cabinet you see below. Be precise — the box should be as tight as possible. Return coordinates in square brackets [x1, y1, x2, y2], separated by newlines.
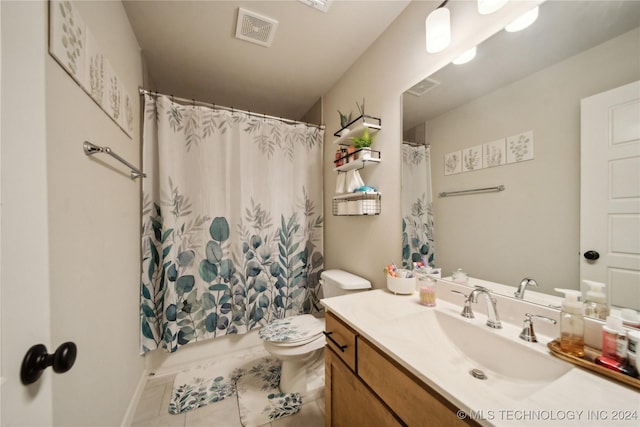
[325, 346, 403, 426]
[324, 312, 477, 427]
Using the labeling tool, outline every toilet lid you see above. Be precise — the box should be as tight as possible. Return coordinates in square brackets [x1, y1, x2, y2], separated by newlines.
[259, 314, 324, 345]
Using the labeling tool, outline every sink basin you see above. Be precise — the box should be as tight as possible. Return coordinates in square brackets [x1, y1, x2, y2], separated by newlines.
[431, 306, 572, 399]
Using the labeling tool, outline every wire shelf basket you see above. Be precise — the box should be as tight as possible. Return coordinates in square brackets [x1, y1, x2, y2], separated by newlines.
[332, 192, 381, 216]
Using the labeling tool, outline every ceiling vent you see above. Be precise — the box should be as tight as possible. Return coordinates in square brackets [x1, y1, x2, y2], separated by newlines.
[406, 77, 441, 97]
[235, 8, 279, 47]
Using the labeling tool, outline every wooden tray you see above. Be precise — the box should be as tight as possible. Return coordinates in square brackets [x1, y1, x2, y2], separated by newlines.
[548, 339, 640, 390]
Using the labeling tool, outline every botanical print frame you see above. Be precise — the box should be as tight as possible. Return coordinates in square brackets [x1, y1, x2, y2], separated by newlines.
[483, 138, 506, 168]
[49, 0, 133, 138]
[506, 130, 534, 163]
[86, 30, 105, 106]
[444, 151, 461, 175]
[462, 145, 483, 172]
[443, 131, 534, 179]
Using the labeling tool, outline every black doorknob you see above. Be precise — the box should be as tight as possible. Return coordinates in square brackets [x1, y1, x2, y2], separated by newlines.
[20, 342, 77, 385]
[584, 250, 600, 261]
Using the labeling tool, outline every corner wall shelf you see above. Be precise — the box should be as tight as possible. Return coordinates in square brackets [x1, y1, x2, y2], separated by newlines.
[333, 114, 382, 145]
[334, 158, 381, 173]
[333, 149, 381, 172]
[331, 112, 382, 216]
[332, 192, 381, 216]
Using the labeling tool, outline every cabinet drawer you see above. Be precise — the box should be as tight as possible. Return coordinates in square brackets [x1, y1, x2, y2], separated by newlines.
[358, 337, 472, 427]
[324, 312, 357, 371]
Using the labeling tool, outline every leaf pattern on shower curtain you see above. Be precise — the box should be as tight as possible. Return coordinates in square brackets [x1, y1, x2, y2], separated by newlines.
[401, 144, 435, 269]
[140, 94, 324, 353]
[402, 193, 435, 268]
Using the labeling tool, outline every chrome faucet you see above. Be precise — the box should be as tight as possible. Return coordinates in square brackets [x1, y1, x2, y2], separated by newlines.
[514, 277, 538, 299]
[519, 313, 556, 342]
[451, 286, 502, 329]
[469, 286, 502, 329]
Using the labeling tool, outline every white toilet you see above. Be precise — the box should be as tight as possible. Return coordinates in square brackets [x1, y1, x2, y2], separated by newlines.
[258, 269, 371, 396]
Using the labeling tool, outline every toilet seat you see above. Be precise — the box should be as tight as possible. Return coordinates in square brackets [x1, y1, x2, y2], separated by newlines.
[263, 335, 325, 357]
[259, 314, 324, 346]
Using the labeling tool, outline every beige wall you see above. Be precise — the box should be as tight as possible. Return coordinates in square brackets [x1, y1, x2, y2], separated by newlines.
[322, 0, 543, 288]
[301, 98, 323, 126]
[46, 1, 144, 425]
[428, 28, 640, 295]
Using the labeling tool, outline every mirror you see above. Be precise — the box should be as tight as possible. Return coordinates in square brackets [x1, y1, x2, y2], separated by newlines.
[402, 0, 640, 311]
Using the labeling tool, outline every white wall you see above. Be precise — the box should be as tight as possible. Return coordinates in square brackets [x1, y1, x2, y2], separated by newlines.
[429, 28, 640, 295]
[322, 0, 543, 287]
[45, 1, 145, 424]
[1, 1, 53, 425]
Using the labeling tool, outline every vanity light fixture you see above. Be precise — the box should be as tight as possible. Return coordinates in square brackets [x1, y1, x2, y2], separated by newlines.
[452, 46, 477, 65]
[477, 0, 508, 15]
[505, 6, 539, 32]
[426, 1, 451, 54]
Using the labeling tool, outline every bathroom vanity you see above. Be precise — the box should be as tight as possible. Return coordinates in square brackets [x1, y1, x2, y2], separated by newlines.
[321, 280, 640, 427]
[324, 311, 473, 426]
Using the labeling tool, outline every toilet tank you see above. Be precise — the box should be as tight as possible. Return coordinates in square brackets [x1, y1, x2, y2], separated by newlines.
[320, 269, 371, 298]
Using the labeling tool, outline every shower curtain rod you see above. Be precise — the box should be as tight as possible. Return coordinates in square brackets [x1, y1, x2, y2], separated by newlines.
[402, 141, 430, 147]
[138, 88, 325, 130]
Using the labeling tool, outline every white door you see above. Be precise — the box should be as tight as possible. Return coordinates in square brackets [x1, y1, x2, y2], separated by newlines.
[580, 81, 640, 310]
[1, 1, 54, 425]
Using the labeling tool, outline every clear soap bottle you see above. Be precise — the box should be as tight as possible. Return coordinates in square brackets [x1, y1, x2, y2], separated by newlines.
[583, 280, 610, 320]
[555, 288, 585, 358]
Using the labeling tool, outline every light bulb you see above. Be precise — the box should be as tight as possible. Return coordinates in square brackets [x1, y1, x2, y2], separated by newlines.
[477, 0, 508, 15]
[426, 7, 451, 54]
[505, 6, 539, 32]
[452, 46, 477, 65]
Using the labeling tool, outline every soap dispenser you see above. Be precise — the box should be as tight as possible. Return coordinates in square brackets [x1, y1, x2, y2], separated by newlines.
[555, 288, 585, 358]
[602, 315, 622, 359]
[583, 280, 610, 320]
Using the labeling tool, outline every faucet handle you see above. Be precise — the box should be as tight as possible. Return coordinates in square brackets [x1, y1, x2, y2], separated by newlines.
[450, 290, 474, 318]
[450, 289, 469, 299]
[519, 313, 557, 342]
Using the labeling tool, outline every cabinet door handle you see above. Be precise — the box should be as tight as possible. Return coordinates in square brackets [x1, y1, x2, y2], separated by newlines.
[323, 331, 347, 352]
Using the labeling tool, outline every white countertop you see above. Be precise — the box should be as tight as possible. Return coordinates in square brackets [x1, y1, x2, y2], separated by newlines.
[321, 288, 640, 427]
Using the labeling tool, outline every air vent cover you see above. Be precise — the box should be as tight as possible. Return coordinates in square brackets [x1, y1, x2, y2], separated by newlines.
[406, 77, 440, 97]
[235, 8, 278, 47]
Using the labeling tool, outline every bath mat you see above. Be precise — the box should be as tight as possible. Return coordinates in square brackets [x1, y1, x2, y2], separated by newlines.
[236, 357, 302, 426]
[168, 346, 302, 426]
[168, 346, 266, 414]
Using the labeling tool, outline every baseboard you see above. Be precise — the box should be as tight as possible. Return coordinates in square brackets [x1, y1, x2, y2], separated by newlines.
[120, 368, 149, 427]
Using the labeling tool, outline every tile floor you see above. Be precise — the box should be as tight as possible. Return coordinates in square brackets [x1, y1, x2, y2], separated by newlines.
[132, 371, 325, 427]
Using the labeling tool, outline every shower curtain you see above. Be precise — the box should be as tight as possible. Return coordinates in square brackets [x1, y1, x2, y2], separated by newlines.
[401, 143, 435, 269]
[140, 95, 324, 353]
